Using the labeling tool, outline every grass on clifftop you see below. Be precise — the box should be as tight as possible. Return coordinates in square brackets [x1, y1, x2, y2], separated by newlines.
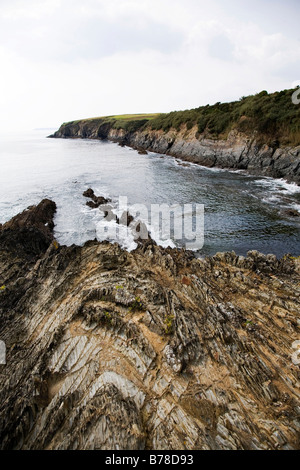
[67, 113, 160, 134]
[107, 113, 160, 121]
[63, 88, 300, 146]
[104, 113, 161, 132]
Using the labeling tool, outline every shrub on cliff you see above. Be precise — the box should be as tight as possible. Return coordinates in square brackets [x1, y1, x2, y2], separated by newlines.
[113, 119, 149, 133]
[147, 88, 300, 145]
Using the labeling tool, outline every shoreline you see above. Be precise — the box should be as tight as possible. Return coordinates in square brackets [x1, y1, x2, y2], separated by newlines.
[49, 122, 300, 185]
[1, 132, 299, 257]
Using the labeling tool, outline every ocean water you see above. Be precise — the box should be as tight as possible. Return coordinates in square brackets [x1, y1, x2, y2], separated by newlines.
[0, 130, 299, 257]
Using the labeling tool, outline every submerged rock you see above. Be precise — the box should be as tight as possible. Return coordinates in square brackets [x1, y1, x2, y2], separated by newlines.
[0, 201, 299, 450]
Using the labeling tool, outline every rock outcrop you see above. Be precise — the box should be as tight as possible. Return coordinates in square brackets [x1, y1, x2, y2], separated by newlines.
[0, 201, 299, 450]
[83, 189, 111, 209]
[50, 122, 300, 184]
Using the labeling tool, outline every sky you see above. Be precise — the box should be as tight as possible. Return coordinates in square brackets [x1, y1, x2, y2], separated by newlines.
[0, 0, 299, 131]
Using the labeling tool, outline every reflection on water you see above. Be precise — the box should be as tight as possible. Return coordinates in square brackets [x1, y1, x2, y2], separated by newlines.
[0, 130, 299, 257]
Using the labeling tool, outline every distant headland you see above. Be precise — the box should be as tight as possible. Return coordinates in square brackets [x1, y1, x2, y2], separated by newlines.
[50, 88, 300, 184]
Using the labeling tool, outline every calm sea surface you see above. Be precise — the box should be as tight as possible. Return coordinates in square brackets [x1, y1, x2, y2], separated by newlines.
[0, 130, 299, 257]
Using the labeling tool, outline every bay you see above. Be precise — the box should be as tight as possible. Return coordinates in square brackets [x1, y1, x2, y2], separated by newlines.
[0, 130, 299, 257]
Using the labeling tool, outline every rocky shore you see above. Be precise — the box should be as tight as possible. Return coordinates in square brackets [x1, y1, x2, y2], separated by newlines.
[50, 121, 300, 184]
[0, 200, 299, 450]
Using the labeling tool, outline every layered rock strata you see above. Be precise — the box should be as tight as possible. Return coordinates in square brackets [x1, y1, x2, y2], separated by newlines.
[0, 201, 299, 450]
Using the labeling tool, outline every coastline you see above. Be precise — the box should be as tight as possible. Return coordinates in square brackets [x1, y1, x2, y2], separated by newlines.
[49, 121, 300, 185]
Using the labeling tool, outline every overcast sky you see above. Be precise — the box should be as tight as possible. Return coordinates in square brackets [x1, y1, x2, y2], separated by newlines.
[0, 0, 299, 131]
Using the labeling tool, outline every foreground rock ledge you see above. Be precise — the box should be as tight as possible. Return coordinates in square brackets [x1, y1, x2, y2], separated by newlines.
[0, 200, 299, 450]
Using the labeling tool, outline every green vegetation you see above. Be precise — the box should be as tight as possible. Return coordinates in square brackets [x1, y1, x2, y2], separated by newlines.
[107, 114, 160, 121]
[148, 88, 300, 146]
[164, 314, 175, 335]
[63, 88, 300, 146]
[66, 113, 160, 134]
[104, 311, 112, 324]
[283, 254, 300, 262]
[128, 296, 144, 312]
[110, 114, 160, 133]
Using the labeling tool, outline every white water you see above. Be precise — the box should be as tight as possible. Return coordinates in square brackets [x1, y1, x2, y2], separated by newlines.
[0, 130, 299, 257]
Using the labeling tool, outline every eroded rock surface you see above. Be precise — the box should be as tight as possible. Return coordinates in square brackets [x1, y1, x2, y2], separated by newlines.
[0, 201, 299, 450]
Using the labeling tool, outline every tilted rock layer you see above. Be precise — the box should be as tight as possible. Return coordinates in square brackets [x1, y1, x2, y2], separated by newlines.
[50, 122, 300, 184]
[0, 200, 300, 450]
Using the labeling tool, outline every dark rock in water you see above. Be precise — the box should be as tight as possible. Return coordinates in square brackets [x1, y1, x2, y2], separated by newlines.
[0, 199, 56, 260]
[0, 199, 56, 290]
[118, 211, 135, 227]
[86, 200, 107, 210]
[83, 188, 111, 208]
[0, 200, 299, 450]
[85, 200, 98, 209]
[131, 145, 148, 155]
[83, 188, 96, 199]
[283, 209, 299, 217]
[1, 199, 56, 235]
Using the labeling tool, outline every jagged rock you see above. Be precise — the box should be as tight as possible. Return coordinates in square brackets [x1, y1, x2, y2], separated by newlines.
[0, 201, 299, 450]
[83, 188, 111, 208]
[0, 199, 56, 284]
[0, 199, 56, 240]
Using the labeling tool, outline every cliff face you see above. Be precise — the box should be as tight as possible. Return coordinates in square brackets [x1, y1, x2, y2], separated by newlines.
[0, 201, 300, 450]
[50, 121, 300, 184]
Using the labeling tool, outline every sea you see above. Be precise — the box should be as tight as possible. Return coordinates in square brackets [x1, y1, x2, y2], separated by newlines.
[0, 129, 299, 258]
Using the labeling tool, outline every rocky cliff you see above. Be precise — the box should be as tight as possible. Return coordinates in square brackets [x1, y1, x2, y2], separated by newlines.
[50, 120, 300, 184]
[0, 200, 299, 450]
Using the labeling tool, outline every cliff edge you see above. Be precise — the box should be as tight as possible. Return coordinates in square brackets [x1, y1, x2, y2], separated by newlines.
[49, 89, 300, 184]
[0, 201, 299, 450]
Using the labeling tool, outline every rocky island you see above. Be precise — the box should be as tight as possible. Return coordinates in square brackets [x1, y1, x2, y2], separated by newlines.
[0, 199, 299, 450]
